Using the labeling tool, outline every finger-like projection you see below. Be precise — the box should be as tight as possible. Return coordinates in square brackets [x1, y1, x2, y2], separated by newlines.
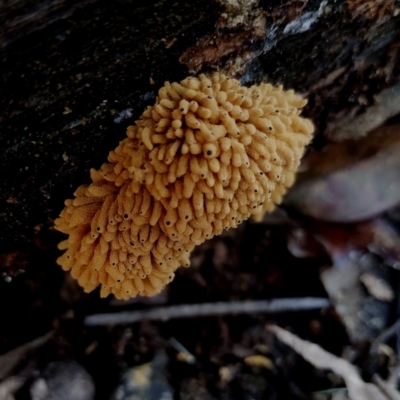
[55, 73, 314, 299]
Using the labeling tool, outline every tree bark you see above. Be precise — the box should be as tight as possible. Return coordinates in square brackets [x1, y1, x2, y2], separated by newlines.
[1, 0, 399, 247]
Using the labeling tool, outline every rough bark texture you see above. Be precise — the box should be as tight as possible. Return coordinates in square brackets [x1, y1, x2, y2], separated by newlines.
[1, 0, 400, 248]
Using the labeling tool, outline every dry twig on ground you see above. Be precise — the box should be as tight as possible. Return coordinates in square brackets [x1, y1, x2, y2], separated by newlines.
[84, 297, 330, 326]
[268, 325, 400, 400]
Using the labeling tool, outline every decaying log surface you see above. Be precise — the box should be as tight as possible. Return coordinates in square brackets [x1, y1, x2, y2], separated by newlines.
[1, 0, 399, 247]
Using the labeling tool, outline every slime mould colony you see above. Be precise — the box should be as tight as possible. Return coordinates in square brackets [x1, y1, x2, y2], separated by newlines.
[55, 73, 314, 300]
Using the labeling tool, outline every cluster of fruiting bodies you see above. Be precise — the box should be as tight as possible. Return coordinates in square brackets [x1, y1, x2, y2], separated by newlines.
[55, 73, 313, 299]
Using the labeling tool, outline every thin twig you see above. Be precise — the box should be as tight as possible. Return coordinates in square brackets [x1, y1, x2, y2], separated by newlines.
[268, 325, 389, 400]
[0, 331, 53, 380]
[373, 374, 400, 400]
[84, 297, 330, 326]
[0, 376, 25, 400]
[388, 364, 400, 388]
[371, 318, 400, 355]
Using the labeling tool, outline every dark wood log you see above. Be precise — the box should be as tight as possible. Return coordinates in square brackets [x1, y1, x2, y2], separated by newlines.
[1, 0, 399, 247]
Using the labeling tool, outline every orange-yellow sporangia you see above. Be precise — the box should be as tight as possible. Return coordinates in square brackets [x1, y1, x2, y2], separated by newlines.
[55, 73, 314, 299]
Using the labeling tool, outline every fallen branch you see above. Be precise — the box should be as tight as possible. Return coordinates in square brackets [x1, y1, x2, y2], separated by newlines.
[84, 297, 330, 326]
[268, 325, 393, 400]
